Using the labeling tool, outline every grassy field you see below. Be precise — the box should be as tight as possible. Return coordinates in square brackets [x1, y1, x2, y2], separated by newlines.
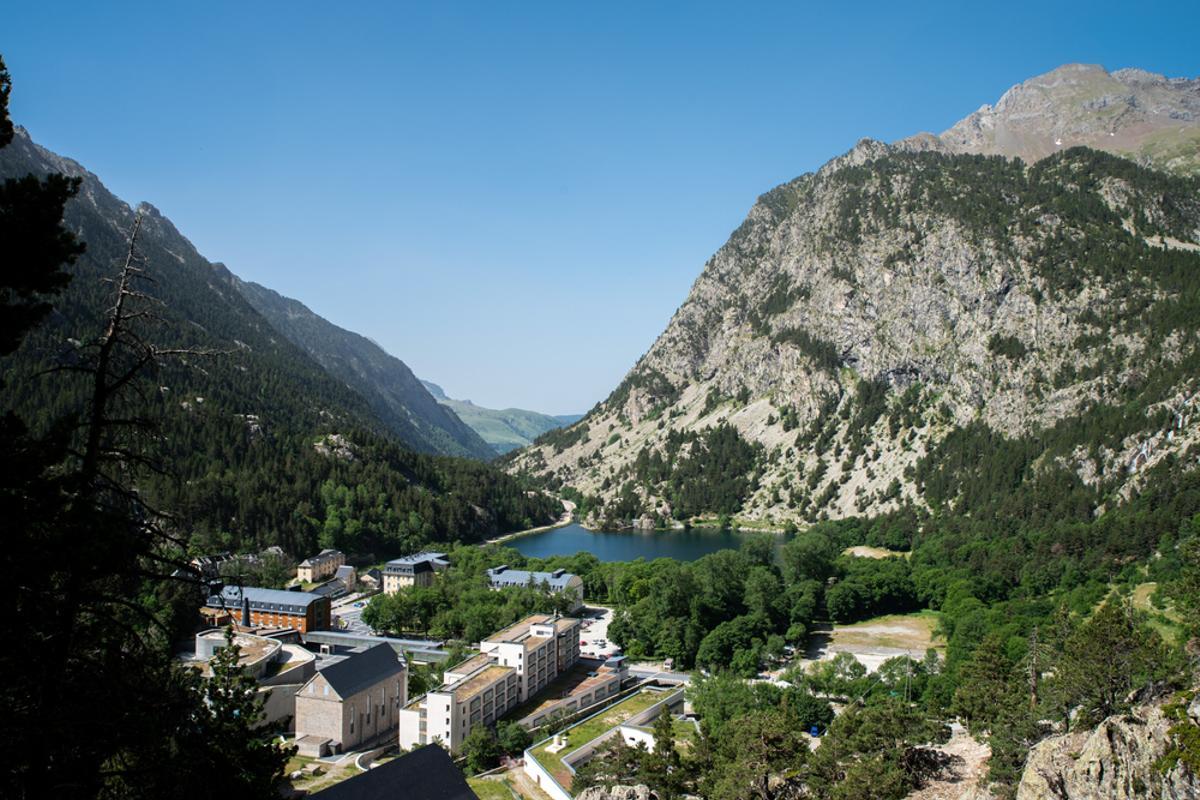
[529, 690, 666, 789]
[469, 777, 519, 800]
[1130, 581, 1186, 645]
[283, 754, 362, 794]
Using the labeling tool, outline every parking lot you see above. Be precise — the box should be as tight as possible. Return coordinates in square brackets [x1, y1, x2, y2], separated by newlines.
[331, 597, 374, 635]
[578, 605, 618, 659]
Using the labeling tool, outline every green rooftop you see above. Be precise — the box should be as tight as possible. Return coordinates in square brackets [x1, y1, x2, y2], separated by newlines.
[528, 689, 667, 790]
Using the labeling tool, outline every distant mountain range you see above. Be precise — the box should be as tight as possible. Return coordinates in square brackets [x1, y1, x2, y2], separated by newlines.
[420, 380, 581, 455]
[508, 64, 1200, 528]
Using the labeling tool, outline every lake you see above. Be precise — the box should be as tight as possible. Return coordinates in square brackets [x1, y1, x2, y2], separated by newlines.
[509, 522, 767, 562]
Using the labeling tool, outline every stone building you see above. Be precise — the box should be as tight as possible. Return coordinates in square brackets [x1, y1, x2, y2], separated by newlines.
[294, 643, 407, 756]
[382, 552, 448, 594]
[297, 548, 346, 583]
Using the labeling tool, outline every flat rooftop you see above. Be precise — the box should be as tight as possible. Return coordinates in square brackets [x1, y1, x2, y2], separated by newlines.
[451, 665, 513, 702]
[445, 652, 492, 677]
[487, 614, 552, 645]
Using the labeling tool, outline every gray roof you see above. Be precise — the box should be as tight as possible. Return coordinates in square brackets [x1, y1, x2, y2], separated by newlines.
[207, 585, 325, 614]
[315, 643, 405, 698]
[384, 551, 448, 575]
[311, 743, 473, 800]
[486, 566, 578, 591]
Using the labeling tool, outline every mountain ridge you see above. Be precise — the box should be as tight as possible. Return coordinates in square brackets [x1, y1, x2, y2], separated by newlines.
[0, 125, 557, 554]
[233, 280, 496, 460]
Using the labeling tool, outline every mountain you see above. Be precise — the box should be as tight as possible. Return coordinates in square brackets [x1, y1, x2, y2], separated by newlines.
[904, 63, 1200, 175]
[0, 126, 558, 555]
[233, 281, 495, 460]
[507, 64, 1200, 530]
[420, 379, 579, 455]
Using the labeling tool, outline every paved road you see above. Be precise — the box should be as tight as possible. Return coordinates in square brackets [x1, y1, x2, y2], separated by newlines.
[332, 600, 374, 635]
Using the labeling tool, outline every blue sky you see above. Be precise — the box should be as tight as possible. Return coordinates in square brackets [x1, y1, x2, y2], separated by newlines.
[4, 1, 1198, 414]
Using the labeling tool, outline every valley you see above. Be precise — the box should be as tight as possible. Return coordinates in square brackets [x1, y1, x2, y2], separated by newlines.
[2, 29, 1199, 800]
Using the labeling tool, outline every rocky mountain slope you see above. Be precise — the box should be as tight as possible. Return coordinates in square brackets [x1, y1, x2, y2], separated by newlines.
[420, 379, 577, 454]
[904, 64, 1200, 176]
[0, 126, 557, 554]
[235, 280, 495, 459]
[1015, 688, 1200, 800]
[507, 64, 1200, 529]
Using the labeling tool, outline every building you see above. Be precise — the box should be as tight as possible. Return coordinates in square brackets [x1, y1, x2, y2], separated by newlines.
[382, 552, 448, 594]
[298, 549, 346, 583]
[523, 688, 686, 800]
[486, 565, 585, 612]
[189, 551, 236, 578]
[185, 628, 318, 729]
[295, 643, 408, 756]
[480, 614, 581, 701]
[398, 613, 582, 753]
[398, 653, 521, 754]
[205, 586, 332, 633]
[334, 564, 357, 591]
[310, 743, 475, 800]
[518, 655, 627, 729]
[359, 568, 383, 591]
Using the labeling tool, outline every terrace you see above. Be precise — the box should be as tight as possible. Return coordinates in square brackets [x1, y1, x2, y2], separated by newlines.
[509, 659, 618, 722]
[527, 689, 673, 790]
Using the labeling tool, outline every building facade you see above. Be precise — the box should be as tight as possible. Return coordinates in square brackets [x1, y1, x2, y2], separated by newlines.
[294, 643, 407, 756]
[398, 613, 582, 753]
[297, 549, 346, 583]
[382, 552, 448, 594]
[204, 586, 331, 632]
[485, 566, 585, 612]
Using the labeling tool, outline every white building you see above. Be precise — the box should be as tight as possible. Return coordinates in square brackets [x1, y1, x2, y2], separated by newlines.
[398, 613, 582, 753]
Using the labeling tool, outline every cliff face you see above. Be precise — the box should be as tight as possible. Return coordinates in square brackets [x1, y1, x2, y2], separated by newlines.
[508, 68, 1200, 528]
[1015, 692, 1200, 800]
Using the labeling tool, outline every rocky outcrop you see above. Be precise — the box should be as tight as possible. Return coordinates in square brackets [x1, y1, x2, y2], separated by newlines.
[576, 786, 655, 800]
[1015, 699, 1199, 800]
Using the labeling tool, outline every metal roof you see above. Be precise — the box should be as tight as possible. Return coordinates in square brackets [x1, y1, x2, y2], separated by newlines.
[207, 585, 325, 613]
[314, 643, 405, 699]
[486, 566, 579, 591]
[310, 743, 474, 800]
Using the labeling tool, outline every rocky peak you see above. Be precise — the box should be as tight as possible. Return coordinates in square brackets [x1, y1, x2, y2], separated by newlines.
[900, 63, 1200, 175]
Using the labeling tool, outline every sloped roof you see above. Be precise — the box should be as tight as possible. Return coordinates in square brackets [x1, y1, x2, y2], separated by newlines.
[314, 643, 405, 698]
[207, 585, 324, 613]
[311, 743, 474, 800]
[486, 566, 579, 591]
